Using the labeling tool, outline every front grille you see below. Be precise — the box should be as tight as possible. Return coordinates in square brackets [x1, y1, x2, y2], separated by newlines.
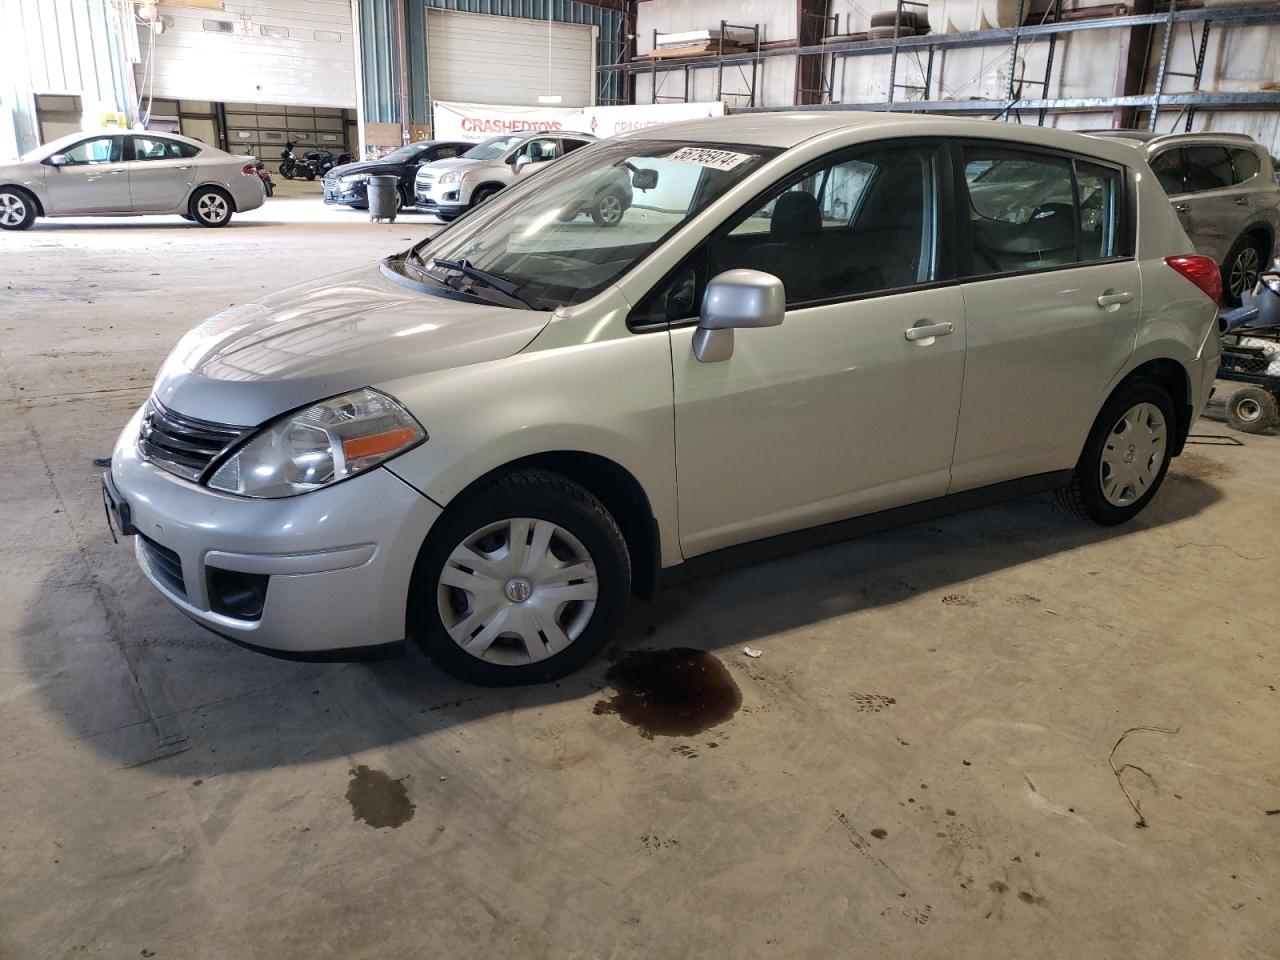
[140, 535, 186, 598]
[416, 172, 435, 188]
[138, 399, 249, 482]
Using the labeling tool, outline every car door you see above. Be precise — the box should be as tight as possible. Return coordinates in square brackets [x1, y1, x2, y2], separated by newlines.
[512, 137, 561, 179]
[1153, 144, 1239, 264]
[665, 142, 966, 558]
[42, 135, 128, 213]
[128, 136, 198, 211]
[950, 142, 1141, 491]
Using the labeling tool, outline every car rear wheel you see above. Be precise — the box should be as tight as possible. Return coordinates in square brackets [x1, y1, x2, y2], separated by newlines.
[409, 469, 630, 686]
[189, 188, 233, 227]
[0, 188, 36, 230]
[1057, 379, 1175, 525]
[591, 191, 625, 227]
[1222, 235, 1269, 306]
[1226, 385, 1278, 434]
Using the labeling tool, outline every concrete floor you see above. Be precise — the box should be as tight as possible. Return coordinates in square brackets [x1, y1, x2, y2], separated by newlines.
[2, 180, 1279, 960]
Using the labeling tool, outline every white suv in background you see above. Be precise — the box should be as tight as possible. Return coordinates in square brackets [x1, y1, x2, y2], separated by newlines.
[105, 114, 1221, 686]
[413, 130, 594, 220]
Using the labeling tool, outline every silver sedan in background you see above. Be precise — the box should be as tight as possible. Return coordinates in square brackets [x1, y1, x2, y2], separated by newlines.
[0, 130, 266, 230]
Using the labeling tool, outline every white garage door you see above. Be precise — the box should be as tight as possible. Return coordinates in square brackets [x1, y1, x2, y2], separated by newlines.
[427, 9, 596, 108]
[144, 0, 356, 108]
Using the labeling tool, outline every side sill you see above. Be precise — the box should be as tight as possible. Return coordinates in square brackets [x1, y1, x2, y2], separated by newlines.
[658, 470, 1074, 589]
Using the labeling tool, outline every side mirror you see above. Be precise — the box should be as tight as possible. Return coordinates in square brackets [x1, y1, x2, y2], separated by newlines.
[47, 154, 69, 167]
[513, 154, 531, 168]
[632, 168, 658, 191]
[692, 269, 785, 363]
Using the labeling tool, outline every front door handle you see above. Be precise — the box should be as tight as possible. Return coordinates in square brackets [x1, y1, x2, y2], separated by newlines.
[904, 320, 954, 342]
[1097, 291, 1134, 310]
[1174, 202, 1190, 213]
[1234, 195, 1250, 206]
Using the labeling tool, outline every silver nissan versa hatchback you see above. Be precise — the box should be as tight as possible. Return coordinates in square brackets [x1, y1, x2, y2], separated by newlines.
[105, 113, 1222, 686]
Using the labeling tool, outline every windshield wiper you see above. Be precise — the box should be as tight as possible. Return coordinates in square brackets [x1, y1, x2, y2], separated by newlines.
[430, 257, 539, 310]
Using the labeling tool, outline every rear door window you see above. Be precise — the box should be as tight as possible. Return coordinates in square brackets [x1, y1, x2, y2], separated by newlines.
[1182, 145, 1233, 192]
[132, 137, 193, 161]
[961, 144, 1124, 275]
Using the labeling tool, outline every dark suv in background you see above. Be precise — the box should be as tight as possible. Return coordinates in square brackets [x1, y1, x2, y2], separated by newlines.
[323, 139, 471, 212]
[1088, 130, 1280, 304]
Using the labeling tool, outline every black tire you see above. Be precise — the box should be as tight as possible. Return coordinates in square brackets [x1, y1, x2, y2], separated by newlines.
[436, 212, 458, 223]
[470, 185, 500, 208]
[0, 187, 37, 230]
[409, 469, 631, 686]
[1056, 378, 1176, 525]
[303, 168, 316, 181]
[867, 24, 916, 39]
[869, 10, 924, 31]
[1226, 385, 1278, 434]
[591, 190, 626, 228]
[181, 213, 195, 221]
[278, 162, 294, 180]
[189, 187, 233, 228]
[1221, 234, 1270, 306]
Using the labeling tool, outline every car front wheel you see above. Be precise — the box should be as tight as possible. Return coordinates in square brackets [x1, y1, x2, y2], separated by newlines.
[592, 191, 625, 227]
[409, 469, 630, 686]
[190, 188, 233, 227]
[0, 188, 36, 230]
[1057, 380, 1175, 525]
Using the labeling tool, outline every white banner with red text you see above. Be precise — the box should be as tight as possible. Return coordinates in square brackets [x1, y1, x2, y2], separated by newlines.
[431, 100, 727, 144]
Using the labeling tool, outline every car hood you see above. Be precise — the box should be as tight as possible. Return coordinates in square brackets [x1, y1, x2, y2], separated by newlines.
[419, 156, 487, 176]
[326, 159, 404, 179]
[152, 259, 551, 426]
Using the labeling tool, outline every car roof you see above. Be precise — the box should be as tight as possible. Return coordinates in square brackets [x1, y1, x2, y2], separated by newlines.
[624, 112, 1145, 164]
[1083, 129, 1259, 150]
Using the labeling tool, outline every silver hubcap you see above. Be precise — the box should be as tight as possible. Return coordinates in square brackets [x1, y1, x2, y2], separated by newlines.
[437, 517, 598, 666]
[197, 193, 228, 223]
[1230, 246, 1260, 297]
[0, 192, 26, 225]
[1236, 397, 1262, 422]
[599, 195, 622, 223]
[1099, 402, 1167, 507]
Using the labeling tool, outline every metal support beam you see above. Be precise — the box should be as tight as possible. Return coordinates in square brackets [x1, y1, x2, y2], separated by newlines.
[796, 0, 828, 106]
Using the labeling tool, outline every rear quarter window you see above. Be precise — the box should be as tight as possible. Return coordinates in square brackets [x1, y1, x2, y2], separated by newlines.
[1231, 148, 1261, 184]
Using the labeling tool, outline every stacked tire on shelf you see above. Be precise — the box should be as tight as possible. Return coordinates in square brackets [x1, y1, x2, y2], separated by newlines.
[867, 10, 931, 38]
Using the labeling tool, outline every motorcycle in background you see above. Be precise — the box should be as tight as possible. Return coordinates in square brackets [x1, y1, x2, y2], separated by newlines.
[305, 149, 356, 176]
[278, 141, 316, 180]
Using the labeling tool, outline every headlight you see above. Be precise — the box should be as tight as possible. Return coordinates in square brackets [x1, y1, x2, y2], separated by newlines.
[339, 174, 367, 186]
[207, 388, 426, 498]
[438, 171, 460, 185]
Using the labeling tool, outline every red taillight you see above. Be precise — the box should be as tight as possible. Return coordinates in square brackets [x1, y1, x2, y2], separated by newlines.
[241, 163, 257, 176]
[1165, 254, 1222, 304]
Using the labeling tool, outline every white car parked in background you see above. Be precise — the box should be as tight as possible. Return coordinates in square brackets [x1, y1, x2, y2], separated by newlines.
[0, 130, 266, 230]
[105, 113, 1221, 686]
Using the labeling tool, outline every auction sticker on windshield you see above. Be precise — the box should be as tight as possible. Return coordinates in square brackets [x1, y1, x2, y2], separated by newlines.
[667, 147, 752, 170]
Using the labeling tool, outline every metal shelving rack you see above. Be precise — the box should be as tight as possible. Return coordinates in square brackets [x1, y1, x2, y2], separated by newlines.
[640, 21, 762, 107]
[599, 2, 1280, 127]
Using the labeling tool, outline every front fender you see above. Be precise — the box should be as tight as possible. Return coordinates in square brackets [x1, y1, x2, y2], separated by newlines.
[378, 317, 681, 567]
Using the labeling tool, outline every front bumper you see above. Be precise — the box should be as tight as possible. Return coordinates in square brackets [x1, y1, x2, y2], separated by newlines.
[109, 405, 441, 656]
[414, 181, 465, 216]
[324, 179, 369, 206]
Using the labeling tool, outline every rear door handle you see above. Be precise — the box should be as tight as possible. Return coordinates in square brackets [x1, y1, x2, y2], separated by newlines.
[904, 320, 954, 342]
[1097, 291, 1134, 310]
[1174, 202, 1190, 213]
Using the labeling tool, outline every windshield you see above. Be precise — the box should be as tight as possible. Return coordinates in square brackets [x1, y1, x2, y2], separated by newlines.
[409, 139, 779, 309]
[381, 143, 430, 163]
[462, 135, 525, 160]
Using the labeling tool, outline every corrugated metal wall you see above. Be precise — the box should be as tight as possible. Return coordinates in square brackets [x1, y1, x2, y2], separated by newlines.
[356, 0, 625, 126]
[0, 0, 135, 158]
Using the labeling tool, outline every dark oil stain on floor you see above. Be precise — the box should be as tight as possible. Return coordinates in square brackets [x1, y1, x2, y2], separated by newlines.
[593, 647, 742, 739]
[345, 765, 415, 828]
